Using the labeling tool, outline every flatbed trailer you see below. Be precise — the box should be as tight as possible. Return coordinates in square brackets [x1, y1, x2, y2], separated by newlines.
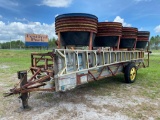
[4, 48, 150, 109]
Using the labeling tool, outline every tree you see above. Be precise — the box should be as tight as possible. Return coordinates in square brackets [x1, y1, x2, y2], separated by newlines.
[150, 35, 160, 50]
[0, 40, 24, 49]
[48, 37, 56, 49]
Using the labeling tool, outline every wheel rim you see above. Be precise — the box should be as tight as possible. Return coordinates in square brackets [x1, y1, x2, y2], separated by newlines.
[130, 67, 136, 81]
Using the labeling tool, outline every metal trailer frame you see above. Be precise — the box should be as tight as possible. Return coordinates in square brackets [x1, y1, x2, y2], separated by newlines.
[53, 49, 145, 91]
[4, 48, 150, 109]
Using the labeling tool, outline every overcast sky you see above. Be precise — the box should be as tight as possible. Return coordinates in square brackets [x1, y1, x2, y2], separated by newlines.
[0, 0, 160, 42]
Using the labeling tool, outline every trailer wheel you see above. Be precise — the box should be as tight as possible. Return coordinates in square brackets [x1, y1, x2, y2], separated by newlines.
[124, 63, 137, 83]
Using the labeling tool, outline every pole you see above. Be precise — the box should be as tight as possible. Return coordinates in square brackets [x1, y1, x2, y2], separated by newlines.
[10, 37, 11, 49]
[89, 32, 93, 50]
[18, 71, 30, 110]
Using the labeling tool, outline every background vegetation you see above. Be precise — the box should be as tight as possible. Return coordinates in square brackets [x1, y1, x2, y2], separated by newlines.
[0, 38, 56, 49]
[150, 35, 160, 50]
[0, 35, 160, 50]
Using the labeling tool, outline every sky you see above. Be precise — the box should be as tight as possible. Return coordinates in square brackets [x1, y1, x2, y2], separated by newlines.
[0, 0, 160, 42]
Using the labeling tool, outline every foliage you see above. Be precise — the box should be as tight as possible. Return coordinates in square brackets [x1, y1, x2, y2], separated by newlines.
[150, 35, 160, 50]
[0, 40, 24, 49]
[48, 37, 57, 48]
[0, 37, 57, 49]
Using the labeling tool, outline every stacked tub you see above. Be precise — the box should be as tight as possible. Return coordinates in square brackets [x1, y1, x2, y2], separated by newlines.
[55, 13, 98, 46]
[120, 27, 138, 49]
[94, 22, 122, 47]
[136, 31, 150, 49]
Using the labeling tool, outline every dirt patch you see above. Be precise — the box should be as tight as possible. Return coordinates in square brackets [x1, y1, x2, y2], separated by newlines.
[0, 65, 10, 69]
[1, 82, 160, 120]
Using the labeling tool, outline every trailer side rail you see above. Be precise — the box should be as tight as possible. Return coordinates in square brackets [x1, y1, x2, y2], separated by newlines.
[54, 49, 145, 77]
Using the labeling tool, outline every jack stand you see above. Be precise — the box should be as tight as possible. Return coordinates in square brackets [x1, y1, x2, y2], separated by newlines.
[18, 71, 31, 110]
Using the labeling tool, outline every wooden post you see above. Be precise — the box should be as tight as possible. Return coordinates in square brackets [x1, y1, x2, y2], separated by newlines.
[45, 59, 48, 70]
[31, 54, 33, 67]
[33, 58, 36, 67]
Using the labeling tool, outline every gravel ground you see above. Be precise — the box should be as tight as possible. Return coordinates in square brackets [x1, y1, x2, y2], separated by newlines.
[1, 77, 160, 120]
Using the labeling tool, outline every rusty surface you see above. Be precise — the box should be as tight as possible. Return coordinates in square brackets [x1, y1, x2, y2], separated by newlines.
[121, 27, 138, 39]
[4, 52, 55, 97]
[94, 22, 122, 49]
[97, 22, 122, 36]
[55, 14, 98, 34]
[89, 32, 93, 50]
[137, 31, 150, 41]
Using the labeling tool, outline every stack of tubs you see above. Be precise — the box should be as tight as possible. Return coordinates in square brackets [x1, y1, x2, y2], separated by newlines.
[120, 27, 138, 49]
[55, 13, 149, 50]
[136, 31, 150, 49]
[55, 13, 98, 46]
[94, 22, 122, 47]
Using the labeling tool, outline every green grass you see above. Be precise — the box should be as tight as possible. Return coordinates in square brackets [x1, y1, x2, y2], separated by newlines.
[0, 49, 50, 74]
[136, 53, 160, 99]
[0, 49, 52, 93]
[151, 49, 160, 53]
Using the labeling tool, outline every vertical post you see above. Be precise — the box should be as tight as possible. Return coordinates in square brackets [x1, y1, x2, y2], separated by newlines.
[89, 32, 93, 50]
[147, 41, 150, 67]
[133, 38, 137, 50]
[33, 58, 37, 67]
[117, 35, 121, 50]
[31, 54, 33, 67]
[18, 71, 30, 109]
[58, 32, 61, 49]
[10, 37, 11, 49]
[53, 55, 59, 91]
[45, 59, 48, 69]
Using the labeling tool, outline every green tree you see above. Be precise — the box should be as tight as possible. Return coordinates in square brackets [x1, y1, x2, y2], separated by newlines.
[0, 40, 24, 49]
[48, 37, 56, 49]
[150, 35, 160, 50]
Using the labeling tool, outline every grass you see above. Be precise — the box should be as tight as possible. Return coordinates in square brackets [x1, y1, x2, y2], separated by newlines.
[137, 53, 160, 99]
[150, 49, 160, 53]
[0, 49, 160, 119]
[0, 49, 50, 74]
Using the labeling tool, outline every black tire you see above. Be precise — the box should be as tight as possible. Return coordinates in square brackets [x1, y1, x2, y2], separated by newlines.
[124, 63, 137, 83]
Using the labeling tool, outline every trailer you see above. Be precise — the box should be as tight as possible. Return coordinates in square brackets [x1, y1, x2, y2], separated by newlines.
[4, 48, 150, 109]
[4, 13, 151, 109]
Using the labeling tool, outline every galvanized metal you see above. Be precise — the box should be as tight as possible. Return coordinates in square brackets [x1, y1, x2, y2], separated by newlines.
[54, 49, 144, 76]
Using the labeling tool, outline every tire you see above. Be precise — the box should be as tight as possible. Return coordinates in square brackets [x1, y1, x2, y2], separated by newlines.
[124, 63, 137, 83]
